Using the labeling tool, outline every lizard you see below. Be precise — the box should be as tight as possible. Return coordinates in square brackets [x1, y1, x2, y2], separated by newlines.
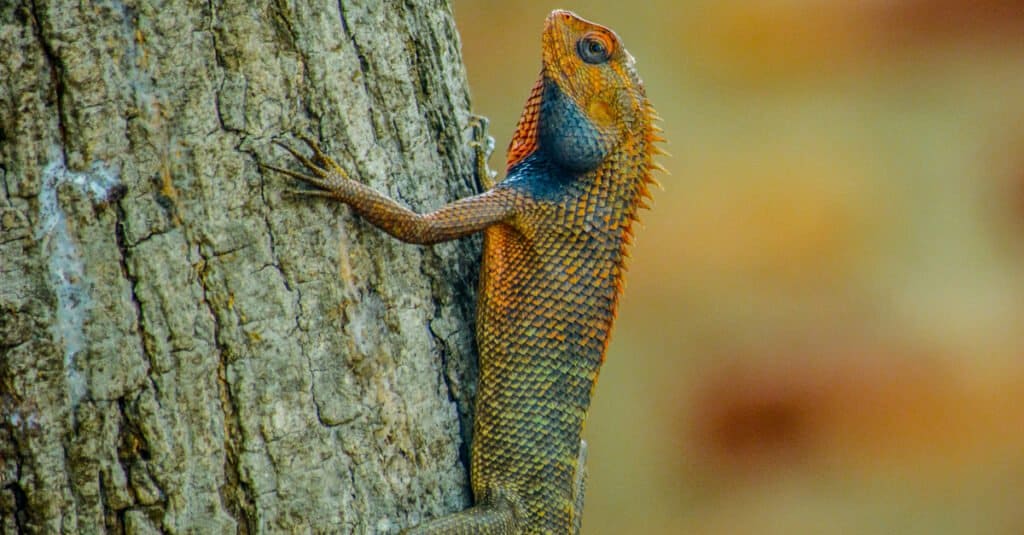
[265, 9, 665, 534]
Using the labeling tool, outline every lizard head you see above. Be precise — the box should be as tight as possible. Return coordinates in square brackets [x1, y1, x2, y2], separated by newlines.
[541, 10, 648, 132]
[507, 10, 656, 174]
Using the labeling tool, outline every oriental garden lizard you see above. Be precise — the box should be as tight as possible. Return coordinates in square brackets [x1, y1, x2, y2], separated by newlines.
[265, 9, 666, 534]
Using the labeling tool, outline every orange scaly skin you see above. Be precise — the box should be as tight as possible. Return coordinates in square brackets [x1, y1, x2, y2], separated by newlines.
[267, 10, 664, 534]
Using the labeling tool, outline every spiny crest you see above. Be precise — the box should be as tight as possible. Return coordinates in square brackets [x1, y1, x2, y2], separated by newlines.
[507, 75, 544, 169]
[611, 98, 668, 321]
[643, 102, 669, 182]
[632, 100, 668, 216]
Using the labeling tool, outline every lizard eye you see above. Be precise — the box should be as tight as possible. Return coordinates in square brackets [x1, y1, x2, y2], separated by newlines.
[577, 32, 613, 64]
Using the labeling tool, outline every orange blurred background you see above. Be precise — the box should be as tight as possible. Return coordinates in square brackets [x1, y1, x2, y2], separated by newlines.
[453, 1, 1024, 533]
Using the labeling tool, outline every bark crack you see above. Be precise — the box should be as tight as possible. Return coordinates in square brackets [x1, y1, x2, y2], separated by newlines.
[27, 0, 70, 163]
[113, 203, 152, 373]
[253, 145, 327, 428]
[4, 480, 29, 533]
[1, 165, 11, 204]
[336, 1, 380, 147]
[195, 247, 256, 534]
[421, 246, 478, 477]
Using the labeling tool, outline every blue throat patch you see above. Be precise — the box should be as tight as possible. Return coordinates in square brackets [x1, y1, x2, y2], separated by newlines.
[503, 78, 609, 201]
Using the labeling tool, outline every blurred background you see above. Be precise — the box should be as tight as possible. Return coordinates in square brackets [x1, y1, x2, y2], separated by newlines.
[453, 1, 1024, 533]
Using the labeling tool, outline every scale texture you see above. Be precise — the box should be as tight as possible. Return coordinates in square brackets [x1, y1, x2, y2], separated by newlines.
[269, 9, 664, 534]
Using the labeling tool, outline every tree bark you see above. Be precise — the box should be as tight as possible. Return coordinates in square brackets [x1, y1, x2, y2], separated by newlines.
[0, 1, 482, 532]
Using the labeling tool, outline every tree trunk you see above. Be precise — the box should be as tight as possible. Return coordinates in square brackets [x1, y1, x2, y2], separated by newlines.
[0, 1, 482, 532]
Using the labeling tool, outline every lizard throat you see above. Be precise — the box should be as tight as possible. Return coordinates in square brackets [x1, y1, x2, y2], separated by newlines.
[537, 79, 611, 173]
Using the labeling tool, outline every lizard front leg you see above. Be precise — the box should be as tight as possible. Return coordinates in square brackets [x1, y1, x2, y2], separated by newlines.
[263, 134, 516, 245]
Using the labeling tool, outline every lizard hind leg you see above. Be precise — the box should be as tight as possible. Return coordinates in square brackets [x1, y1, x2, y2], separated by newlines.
[402, 498, 518, 535]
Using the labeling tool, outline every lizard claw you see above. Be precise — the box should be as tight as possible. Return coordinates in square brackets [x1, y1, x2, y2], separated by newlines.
[266, 133, 353, 194]
[468, 114, 498, 190]
[262, 162, 335, 192]
[293, 133, 348, 177]
[282, 188, 339, 200]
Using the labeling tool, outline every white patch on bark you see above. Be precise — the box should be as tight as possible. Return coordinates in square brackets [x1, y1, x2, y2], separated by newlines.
[36, 154, 121, 407]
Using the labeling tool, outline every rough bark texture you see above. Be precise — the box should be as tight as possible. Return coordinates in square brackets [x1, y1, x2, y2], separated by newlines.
[0, 1, 482, 532]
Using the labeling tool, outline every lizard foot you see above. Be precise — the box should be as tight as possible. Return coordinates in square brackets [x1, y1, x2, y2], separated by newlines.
[263, 133, 352, 198]
[468, 114, 498, 190]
